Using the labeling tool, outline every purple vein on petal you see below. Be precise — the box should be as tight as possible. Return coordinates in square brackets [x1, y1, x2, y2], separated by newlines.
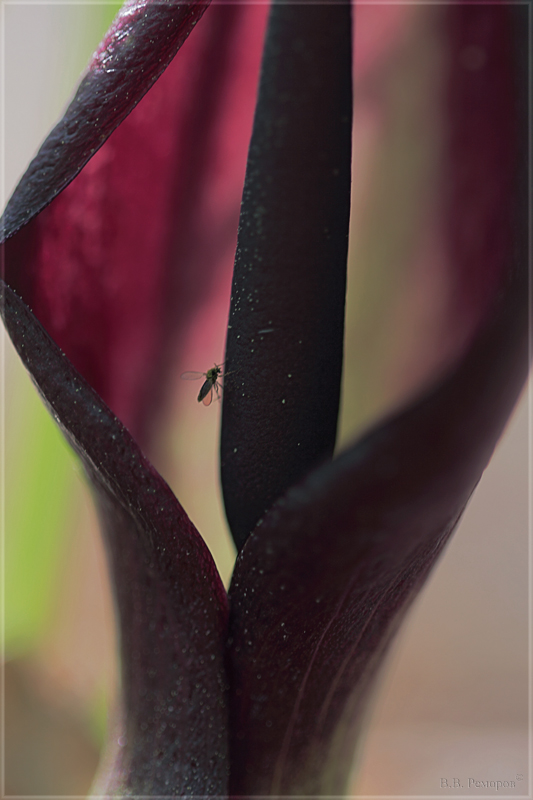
[313, 584, 379, 740]
[271, 573, 361, 796]
[312, 507, 460, 742]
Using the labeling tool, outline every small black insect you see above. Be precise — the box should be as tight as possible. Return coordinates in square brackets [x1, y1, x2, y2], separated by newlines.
[181, 364, 224, 406]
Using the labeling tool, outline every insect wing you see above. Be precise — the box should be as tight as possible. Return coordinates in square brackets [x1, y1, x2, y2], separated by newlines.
[198, 379, 213, 404]
[201, 384, 214, 406]
[181, 371, 205, 380]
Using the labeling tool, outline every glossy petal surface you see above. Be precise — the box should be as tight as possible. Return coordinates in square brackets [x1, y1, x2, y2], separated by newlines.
[2, 2, 267, 446]
[2, 0, 211, 239]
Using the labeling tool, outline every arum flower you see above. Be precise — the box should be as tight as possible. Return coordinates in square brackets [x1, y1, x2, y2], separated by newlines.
[1, 0, 530, 796]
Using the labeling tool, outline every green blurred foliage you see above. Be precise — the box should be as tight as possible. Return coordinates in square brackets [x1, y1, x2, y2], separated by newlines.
[4, 8, 125, 782]
[4, 1, 123, 659]
[5, 342, 79, 654]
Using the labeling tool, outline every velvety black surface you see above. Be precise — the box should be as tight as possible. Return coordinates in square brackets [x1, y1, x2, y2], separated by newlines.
[1, 280, 229, 796]
[221, 1, 352, 550]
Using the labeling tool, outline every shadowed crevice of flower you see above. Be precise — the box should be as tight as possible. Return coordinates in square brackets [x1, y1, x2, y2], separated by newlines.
[0, 1, 530, 797]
